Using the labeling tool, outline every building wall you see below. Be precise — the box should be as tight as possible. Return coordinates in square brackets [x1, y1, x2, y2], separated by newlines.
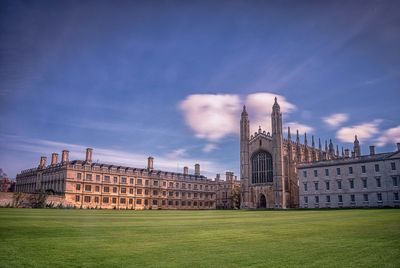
[215, 172, 240, 209]
[298, 153, 400, 208]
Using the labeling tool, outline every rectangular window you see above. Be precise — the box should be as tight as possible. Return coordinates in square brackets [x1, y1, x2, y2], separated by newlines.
[325, 181, 330, 190]
[350, 194, 355, 202]
[152, 199, 158, 205]
[175, 200, 179, 206]
[129, 188, 134, 194]
[337, 180, 342, 190]
[86, 174, 92, 181]
[112, 197, 117, 204]
[375, 164, 380, 172]
[145, 180, 149, 186]
[113, 177, 118, 183]
[84, 185, 92, 192]
[121, 177, 127, 184]
[145, 189, 149, 195]
[95, 186, 100, 192]
[391, 162, 396, 170]
[103, 197, 109, 203]
[325, 169, 329, 176]
[120, 198, 126, 204]
[377, 193, 382, 202]
[303, 171, 307, 178]
[349, 167, 353, 174]
[137, 179, 142, 185]
[304, 196, 308, 203]
[176, 183, 180, 188]
[94, 196, 99, 203]
[169, 191, 173, 197]
[362, 178, 368, 188]
[363, 194, 368, 202]
[96, 175, 100, 181]
[153, 190, 158, 195]
[84, 196, 91, 202]
[137, 189, 142, 195]
[130, 178, 134, 184]
[350, 179, 354, 189]
[136, 199, 142, 205]
[77, 173, 82, 180]
[104, 176, 110, 182]
[336, 168, 341, 175]
[154, 181, 159, 186]
[338, 195, 343, 203]
[129, 199, 133, 204]
[76, 184, 81, 190]
[315, 196, 319, 203]
[121, 188, 126, 194]
[376, 177, 381, 188]
[394, 192, 399, 201]
[75, 195, 80, 202]
[303, 182, 308, 191]
[103, 186, 109, 193]
[113, 187, 118, 193]
[163, 181, 167, 187]
[314, 182, 319, 191]
[393, 176, 398, 187]
[168, 200, 173, 206]
[326, 195, 330, 203]
[314, 170, 318, 177]
[162, 191, 166, 196]
[362, 165, 366, 173]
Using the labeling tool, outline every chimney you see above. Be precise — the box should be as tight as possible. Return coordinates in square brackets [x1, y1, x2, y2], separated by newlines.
[215, 174, 220, 182]
[61, 150, 69, 163]
[39, 156, 47, 168]
[397, 143, 400, 151]
[194, 163, 200, 176]
[183, 166, 188, 175]
[51, 153, 59, 165]
[147, 157, 154, 170]
[344, 149, 350, 158]
[351, 151, 355, 158]
[369, 146, 375, 156]
[85, 148, 93, 163]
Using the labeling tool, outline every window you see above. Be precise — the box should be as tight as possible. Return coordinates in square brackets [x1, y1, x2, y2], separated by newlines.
[304, 196, 308, 204]
[363, 194, 368, 202]
[137, 189, 142, 195]
[136, 199, 142, 205]
[325, 181, 330, 190]
[325, 169, 329, 176]
[96, 175, 101, 181]
[75, 195, 80, 202]
[130, 178, 134, 184]
[303, 171, 307, 178]
[94, 197, 99, 203]
[350, 194, 355, 202]
[194, 201, 198, 206]
[362, 178, 367, 188]
[137, 179, 142, 185]
[361, 165, 366, 173]
[336, 168, 341, 175]
[77, 173, 82, 180]
[314, 170, 318, 177]
[129, 188, 134, 194]
[349, 179, 354, 189]
[113, 177, 118, 183]
[376, 177, 381, 188]
[314, 182, 319, 191]
[168, 200, 173, 206]
[176, 183, 180, 188]
[163, 181, 167, 187]
[76, 184, 81, 190]
[377, 193, 382, 202]
[394, 192, 399, 201]
[349, 167, 353, 174]
[145, 180, 149, 186]
[154, 181, 158, 186]
[315, 196, 319, 203]
[129, 199, 133, 204]
[182, 201, 186, 206]
[84, 196, 91, 202]
[113, 187, 117, 193]
[162, 191, 166, 196]
[175, 201, 179, 206]
[393, 176, 398, 187]
[152, 200, 158, 205]
[104, 176, 110, 182]
[86, 174, 92, 181]
[375, 164, 380, 172]
[121, 177, 127, 184]
[169, 191, 173, 197]
[85, 185, 92, 192]
[338, 195, 343, 203]
[121, 188, 126, 194]
[145, 189, 149, 195]
[103, 197, 109, 203]
[162, 200, 166, 205]
[103, 186, 109, 193]
[391, 162, 396, 170]
[182, 192, 186, 197]
[182, 183, 186, 189]
[337, 180, 342, 190]
[112, 197, 117, 204]
[95, 186, 100, 192]
[251, 151, 273, 183]
[153, 190, 158, 195]
[169, 182, 173, 188]
[303, 182, 308, 192]
[120, 198, 126, 204]
[326, 196, 330, 203]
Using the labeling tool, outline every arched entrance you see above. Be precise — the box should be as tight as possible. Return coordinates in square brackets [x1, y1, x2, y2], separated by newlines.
[259, 194, 267, 208]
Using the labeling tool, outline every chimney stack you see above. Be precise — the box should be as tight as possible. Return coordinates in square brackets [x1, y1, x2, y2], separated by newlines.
[183, 166, 188, 175]
[61, 150, 69, 164]
[85, 148, 93, 163]
[39, 156, 47, 168]
[147, 157, 154, 170]
[344, 149, 350, 158]
[215, 174, 220, 182]
[351, 151, 355, 158]
[194, 163, 200, 176]
[397, 143, 400, 151]
[51, 153, 59, 165]
[369, 146, 375, 156]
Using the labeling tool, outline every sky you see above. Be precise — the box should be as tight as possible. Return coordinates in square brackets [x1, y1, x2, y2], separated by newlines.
[0, 0, 399, 179]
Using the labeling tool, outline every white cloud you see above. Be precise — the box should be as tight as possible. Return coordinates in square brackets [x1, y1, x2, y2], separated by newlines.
[179, 94, 241, 141]
[336, 120, 382, 143]
[323, 113, 349, 128]
[284, 122, 315, 134]
[203, 143, 218, 153]
[245, 92, 296, 133]
[167, 148, 187, 159]
[376, 126, 400, 147]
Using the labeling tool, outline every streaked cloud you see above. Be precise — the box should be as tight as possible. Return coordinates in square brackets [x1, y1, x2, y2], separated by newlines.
[203, 143, 218, 153]
[323, 113, 349, 128]
[376, 126, 400, 147]
[284, 122, 315, 134]
[167, 148, 187, 159]
[336, 120, 382, 143]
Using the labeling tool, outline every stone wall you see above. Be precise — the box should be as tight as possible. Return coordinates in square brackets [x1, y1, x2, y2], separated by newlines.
[0, 192, 71, 208]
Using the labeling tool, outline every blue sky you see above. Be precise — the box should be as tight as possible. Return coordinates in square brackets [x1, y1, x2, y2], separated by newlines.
[0, 0, 399, 178]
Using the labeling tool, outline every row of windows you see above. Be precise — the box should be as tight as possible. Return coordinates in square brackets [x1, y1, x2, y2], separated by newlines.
[303, 176, 399, 191]
[303, 162, 397, 178]
[75, 195, 214, 207]
[304, 192, 399, 204]
[76, 173, 213, 190]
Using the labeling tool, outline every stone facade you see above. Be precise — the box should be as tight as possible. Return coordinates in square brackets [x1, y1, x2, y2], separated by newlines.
[16, 149, 217, 209]
[298, 142, 400, 208]
[215, 172, 240, 209]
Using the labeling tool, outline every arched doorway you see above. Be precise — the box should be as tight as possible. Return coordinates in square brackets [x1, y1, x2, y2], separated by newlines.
[259, 194, 267, 208]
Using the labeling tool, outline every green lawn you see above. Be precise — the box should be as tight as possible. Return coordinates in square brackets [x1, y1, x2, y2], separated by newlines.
[0, 209, 399, 267]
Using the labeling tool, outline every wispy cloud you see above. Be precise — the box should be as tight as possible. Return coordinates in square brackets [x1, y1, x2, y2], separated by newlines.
[203, 143, 218, 153]
[323, 113, 349, 128]
[336, 120, 382, 143]
[284, 122, 314, 134]
[376, 125, 400, 147]
[167, 148, 187, 159]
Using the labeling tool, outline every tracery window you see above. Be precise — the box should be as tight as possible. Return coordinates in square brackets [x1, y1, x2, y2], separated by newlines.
[251, 151, 273, 184]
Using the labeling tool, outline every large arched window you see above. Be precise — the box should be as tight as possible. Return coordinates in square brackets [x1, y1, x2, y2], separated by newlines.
[251, 151, 273, 184]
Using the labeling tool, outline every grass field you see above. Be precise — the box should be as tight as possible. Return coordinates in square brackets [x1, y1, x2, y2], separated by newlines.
[0, 209, 399, 268]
